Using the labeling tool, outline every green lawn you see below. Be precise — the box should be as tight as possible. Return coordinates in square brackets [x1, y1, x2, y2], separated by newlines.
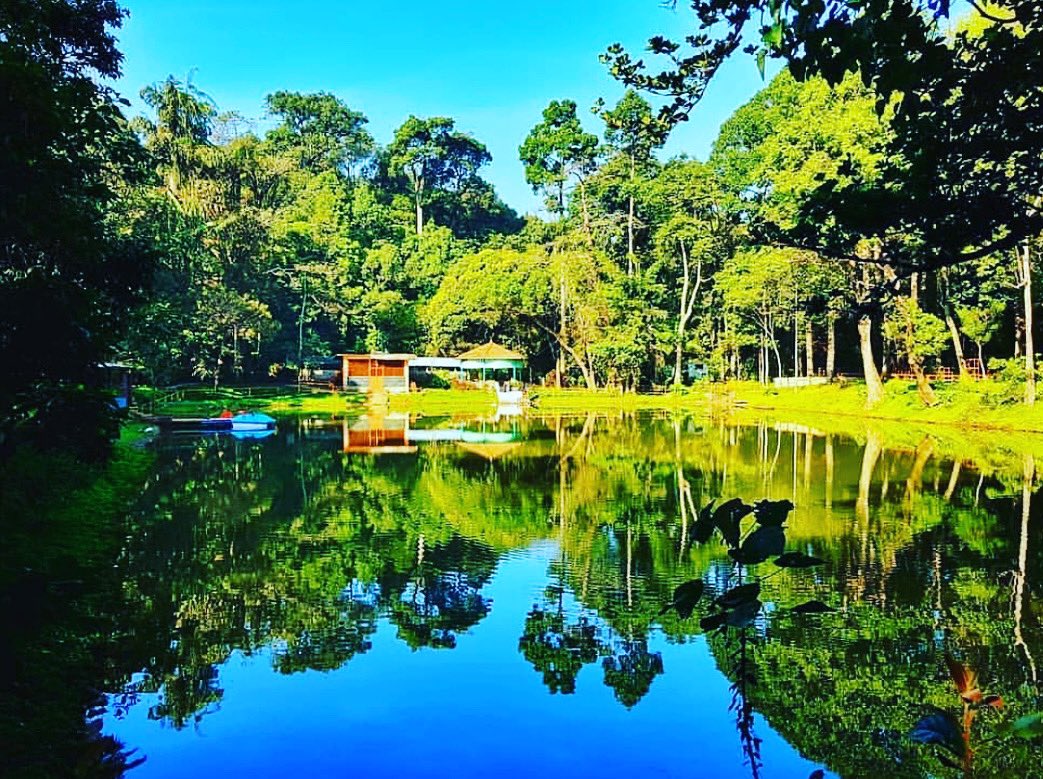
[137, 385, 365, 417]
[135, 379, 1043, 435]
[725, 379, 1043, 433]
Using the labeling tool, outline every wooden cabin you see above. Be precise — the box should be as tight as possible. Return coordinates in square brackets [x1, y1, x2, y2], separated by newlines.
[339, 353, 414, 393]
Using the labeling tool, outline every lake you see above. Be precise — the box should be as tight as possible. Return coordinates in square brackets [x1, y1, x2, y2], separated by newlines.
[13, 411, 1043, 777]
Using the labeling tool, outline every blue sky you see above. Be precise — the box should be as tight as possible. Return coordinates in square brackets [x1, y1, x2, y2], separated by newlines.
[112, 0, 776, 214]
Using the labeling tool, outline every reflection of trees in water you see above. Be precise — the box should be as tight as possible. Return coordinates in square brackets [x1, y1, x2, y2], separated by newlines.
[388, 536, 495, 650]
[519, 599, 602, 694]
[601, 635, 664, 709]
[97, 414, 1043, 777]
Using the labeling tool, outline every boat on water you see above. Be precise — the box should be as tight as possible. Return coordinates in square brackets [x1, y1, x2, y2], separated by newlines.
[228, 412, 277, 431]
[157, 411, 277, 433]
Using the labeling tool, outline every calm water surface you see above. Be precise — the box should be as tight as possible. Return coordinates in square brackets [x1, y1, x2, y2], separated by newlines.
[92, 412, 1043, 777]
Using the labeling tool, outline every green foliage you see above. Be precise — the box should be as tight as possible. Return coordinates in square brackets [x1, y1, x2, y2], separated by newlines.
[884, 298, 950, 366]
[519, 100, 599, 214]
[0, 0, 146, 459]
[265, 90, 373, 175]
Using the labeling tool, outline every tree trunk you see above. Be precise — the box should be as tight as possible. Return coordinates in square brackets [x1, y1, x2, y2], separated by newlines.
[910, 357, 937, 406]
[1023, 242, 1035, 405]
[805, 318, 814, 377]
[578, 178, 594, 248]
[627, 194, 635, 272]
[414, 178, 424, 235]
[941, 304, 969, 381]
[557, 272, 566, 387]
[673, 241, 701, 387]
[858, 315, 885, 406]
[826, 313, 836, 378]
[941, 270, 969, 379]
[626, 153, 636, 273]
[793, 314, 800, 378]
[674, 326, 685, 387]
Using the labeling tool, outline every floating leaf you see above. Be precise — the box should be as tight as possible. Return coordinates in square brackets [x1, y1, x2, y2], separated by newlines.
[910, 708, 965, 758]
[732, 525, 785, 564]
[715, 582, 761, 609]
[774, 551, 825, 568]
[792, 600, 834, 614]
[700, 612, 727, 631]
[945, 655, 982, 704]
[660, 579, 704, 619]
[725, 598, 761, 627]
[753, 499, 794, 526]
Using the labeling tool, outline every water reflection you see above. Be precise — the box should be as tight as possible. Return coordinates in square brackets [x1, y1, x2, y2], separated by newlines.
[87, 413, 1043, 776]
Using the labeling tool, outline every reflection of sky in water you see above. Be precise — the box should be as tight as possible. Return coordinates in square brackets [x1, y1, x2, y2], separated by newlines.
[104, 540, 827, 778]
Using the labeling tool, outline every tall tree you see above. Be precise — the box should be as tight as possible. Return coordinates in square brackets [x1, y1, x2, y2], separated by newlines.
[265, 91, 373, 177]
[647, 160, 732, 386]
[0, 0, 146, 458]
[387, 116, 491, 236]
[519, 100, 600, 242]
[599, 90, 665, 271]
[608, 1, 1043, 273]
[138, 75, 216, 200]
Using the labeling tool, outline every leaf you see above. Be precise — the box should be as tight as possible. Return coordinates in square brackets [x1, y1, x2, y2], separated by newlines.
[713, 498, 753, 548]
[1009, 712, 1043, 740]
[910, 708, 965, 758]
[725, 598, 761, 628]
[809, 771, 825, 779]
[753, 498, 794, 526]
[715, 582, 761, 609]
[980, 694, 1004, 710]
[774, 551, 825, 568]
[692, 500, 716, 543]
[945, 654, 982, 703]
[660, 579, 704, 619]
[732, 525, 785, 564]
[792, 600, 834, 614]
[700, 612, 727, 632]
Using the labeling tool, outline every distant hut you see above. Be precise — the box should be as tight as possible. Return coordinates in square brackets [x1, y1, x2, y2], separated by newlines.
[339, 353, 414, 393]
[457, 342, 526, 385]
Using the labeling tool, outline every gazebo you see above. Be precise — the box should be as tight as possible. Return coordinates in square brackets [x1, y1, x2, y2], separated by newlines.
[457, 342, 526, 384]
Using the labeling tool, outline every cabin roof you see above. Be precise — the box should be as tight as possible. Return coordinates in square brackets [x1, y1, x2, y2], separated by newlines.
[337, 353, 416, 361]
[456, 342, 525, 362]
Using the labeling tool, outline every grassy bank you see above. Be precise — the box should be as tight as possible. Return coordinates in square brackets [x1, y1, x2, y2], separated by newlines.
[528, 387, 718, 413]
[726, 379, 1043, 433]
[388, 388, 498, 415]
[527, 380, 1043, 434]
[137, 385, 365, 417]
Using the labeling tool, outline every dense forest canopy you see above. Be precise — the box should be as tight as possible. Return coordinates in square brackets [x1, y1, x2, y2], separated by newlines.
[2, 0, 1042, 458]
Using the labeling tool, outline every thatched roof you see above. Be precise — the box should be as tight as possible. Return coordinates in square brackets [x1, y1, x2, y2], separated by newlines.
[457, 341, 525, 361]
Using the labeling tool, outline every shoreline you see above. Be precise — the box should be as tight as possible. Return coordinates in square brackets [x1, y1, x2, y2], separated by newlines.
[136, 381, 1043, 436]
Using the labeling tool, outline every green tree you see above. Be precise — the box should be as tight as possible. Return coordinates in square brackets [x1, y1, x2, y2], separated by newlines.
[387, 116, 491, 236]
[519, 100, 600, 242]
[265, 91, 374, 176]
[599, 90, 666, 270]
[883, 297, 950, 405]
[0, 0, 146, 459]
[646, 160, 732, 386]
